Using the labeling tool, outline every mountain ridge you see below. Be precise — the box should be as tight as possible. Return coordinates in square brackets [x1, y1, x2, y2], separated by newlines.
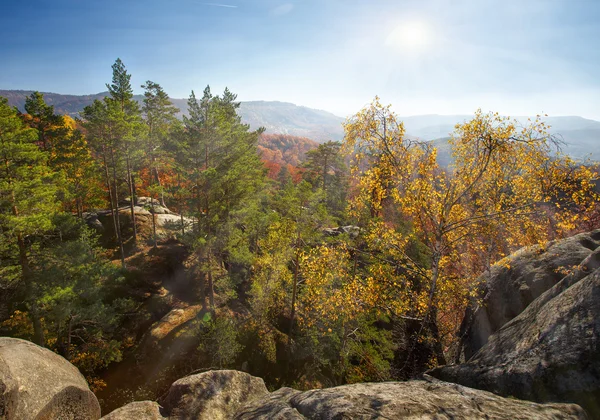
[1, 89, 598, 160]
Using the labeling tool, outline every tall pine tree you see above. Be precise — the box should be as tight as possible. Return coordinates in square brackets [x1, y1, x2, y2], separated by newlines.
[0, 97, 60, 345]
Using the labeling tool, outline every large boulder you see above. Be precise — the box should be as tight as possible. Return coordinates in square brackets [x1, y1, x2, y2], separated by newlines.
[429, 254, 600, 417]
[100, 401, 166, 419]
[0, 337, 101, 419]
[459, 229, 600, 360]
[160, 370, 269, 419]
[235, 376, 586, 419]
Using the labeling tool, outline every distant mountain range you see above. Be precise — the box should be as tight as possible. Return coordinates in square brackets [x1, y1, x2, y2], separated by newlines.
[0, 90, 345, 143]
[2, 90, 599, 161]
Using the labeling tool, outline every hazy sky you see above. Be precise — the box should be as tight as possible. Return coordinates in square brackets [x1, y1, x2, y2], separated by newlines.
[1, 0, 599, 118]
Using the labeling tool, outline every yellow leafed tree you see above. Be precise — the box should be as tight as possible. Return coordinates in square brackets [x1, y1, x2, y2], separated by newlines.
[342, 97, 598, 364]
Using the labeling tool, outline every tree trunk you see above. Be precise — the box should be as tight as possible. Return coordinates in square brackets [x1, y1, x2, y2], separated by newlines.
[66, 315, 73, 360]
[207, 250, 215, 313]
[126, 154, 137, 244]
[426, 238, 446, 366]
[109, 147, 126, 268]
[102, 152, 119, 245]
[153, 166, 166, 207]
[322, 154, 328, 191]
[197, 250, 207, 311]
[151, 192, 158, 249]
[132, 172, 138, 205]
[428, 306, 446, 365]
[178, 175, 185, 237]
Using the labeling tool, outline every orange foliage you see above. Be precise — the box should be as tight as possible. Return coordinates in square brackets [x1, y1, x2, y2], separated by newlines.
[259, 133, 316, 183]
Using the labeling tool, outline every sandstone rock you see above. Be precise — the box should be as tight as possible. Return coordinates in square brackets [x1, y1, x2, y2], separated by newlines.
[0, 337, 101, 420]
[136, 197, 161, 206]
[132, 206, 151, 216]
[138, 305, 202, 356]
[429, 265, 600, 417]
[459, 229, 600, 360]
[100, 401, 166, 419]
[235, 388, 304, 419]
[149, 205, 170, 215]
[235, 376, 586, 419]
[161, 370, 269, 419]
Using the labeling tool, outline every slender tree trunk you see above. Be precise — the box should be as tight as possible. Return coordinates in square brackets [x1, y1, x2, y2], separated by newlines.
[322, 155, 328, 191]
[102, 152, 119, 243]
[178, 174, 185, 237]
[109, 147, 126, 268]
[126, 154, 137, 244]
[289, 231, 301, 335]
[153, 165, 166, 207]
[207, 249, 215, 313]
[151, 192, 158, 249]
[66, 316, 73, 360]
[426, 237, 446, 365]
[196, 250, 207, 311]
[76, 197, 83, 219]
[132, 173, 138, 205]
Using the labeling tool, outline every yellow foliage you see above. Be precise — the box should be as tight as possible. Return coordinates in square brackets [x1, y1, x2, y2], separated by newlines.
[341, 98, 599, 350]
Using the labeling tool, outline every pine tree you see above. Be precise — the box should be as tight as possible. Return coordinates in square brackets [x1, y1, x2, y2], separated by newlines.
[82, 99, 127, 266]
[141, 80, 180, 247]
[22, 91, 63, 152]
[0, 97, 60, 345]
[179, 86, 267, 312]
[302, 141, 348, 218]
[106, 58, 144, 246]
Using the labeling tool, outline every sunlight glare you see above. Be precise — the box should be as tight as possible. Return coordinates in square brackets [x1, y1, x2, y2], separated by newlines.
[386, 21, 433, 52]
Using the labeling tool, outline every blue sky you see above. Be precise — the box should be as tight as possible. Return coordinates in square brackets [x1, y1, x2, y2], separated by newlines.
[1, 0, 599, 118]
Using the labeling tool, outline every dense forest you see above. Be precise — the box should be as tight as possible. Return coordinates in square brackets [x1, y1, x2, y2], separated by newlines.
[1, 59, 598, 411]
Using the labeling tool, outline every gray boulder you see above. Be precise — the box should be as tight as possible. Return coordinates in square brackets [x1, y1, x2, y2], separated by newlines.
[459, 229, 600, 360]
[100, 401, 166, 419]
[235, 376, 586, 419]
[148, 205, 171, 215]
[160, 370, 269, 419]
[322, 225, 360, 239]
[0, 337, 101, 419]
[83, 212, 104, 232]
[429, 259, 600, 417]
[136, 197, 161, 206]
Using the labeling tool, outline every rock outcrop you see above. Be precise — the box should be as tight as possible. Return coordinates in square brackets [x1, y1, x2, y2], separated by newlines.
[160, 370, 269, 419]
[0, 337, 101, 420]
[235, 375, 586, 419]
[430, 265, 600, 416]
[459, 229, 600, 360]
[101, 401, 166, 419]
[430, 232, 600, 418]
[84, 197, 194, 245]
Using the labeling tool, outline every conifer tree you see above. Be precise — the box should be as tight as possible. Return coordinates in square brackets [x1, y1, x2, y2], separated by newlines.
[142, 80, 179, 246]
[303, 141, 348, 218]
[82, 99, 127, 266]
[0, 97, 60, 345]
[22, 91, 63, 152]
[106, 58, 144, 245]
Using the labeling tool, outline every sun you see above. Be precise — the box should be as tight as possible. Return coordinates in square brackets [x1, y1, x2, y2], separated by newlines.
[386, 21, 433, 52]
